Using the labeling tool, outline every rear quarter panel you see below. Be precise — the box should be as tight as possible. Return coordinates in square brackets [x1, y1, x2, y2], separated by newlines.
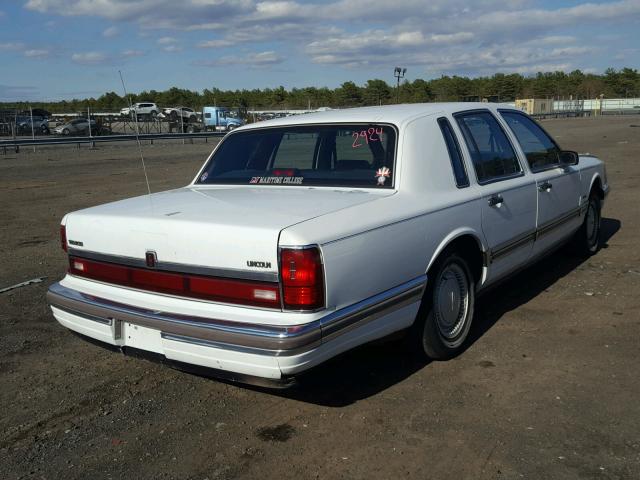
[280, 114, 487, 313]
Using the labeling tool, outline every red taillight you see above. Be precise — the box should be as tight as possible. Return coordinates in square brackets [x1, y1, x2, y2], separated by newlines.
[60, 225, 67, 252]
[280, 247, 324, 310]
[68, 256, 280, 308]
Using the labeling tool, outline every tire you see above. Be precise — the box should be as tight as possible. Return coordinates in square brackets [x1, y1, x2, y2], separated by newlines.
[186, 125, 195, 134]
[573, 193, 602, 256]
[189, 115, 197, 123]
[150, 110, 158, 119]
[408, 250, 475, 360]
[62, 128, 70, 136]
[170, 111, 178, 122]
[41, 125, 50, 135]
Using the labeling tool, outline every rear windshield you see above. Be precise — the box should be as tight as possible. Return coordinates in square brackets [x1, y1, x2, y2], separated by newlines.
[196, 124, 397, 188]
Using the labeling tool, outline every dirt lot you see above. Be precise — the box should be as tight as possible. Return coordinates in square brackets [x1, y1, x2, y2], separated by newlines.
[1, 118, 639, 479]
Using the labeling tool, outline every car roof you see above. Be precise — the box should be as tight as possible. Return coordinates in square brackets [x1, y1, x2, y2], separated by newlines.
[239, 102, 517, 131]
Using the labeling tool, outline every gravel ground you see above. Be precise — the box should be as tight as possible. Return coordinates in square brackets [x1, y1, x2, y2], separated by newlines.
[0, 118, 639, 479]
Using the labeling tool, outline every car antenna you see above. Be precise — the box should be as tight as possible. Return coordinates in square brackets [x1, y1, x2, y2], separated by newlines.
[119, 70, 151, 195]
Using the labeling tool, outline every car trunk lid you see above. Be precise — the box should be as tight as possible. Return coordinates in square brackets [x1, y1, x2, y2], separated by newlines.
[65, 186, 391, 277]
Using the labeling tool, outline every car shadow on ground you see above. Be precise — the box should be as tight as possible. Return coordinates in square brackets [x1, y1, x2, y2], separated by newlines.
[259, 217, 621, 407]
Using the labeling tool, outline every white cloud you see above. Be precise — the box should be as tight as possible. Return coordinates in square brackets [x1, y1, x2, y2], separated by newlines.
[24, 49, 50, 58]
[198, 39, 234, 48]
[157, 36, 177, 44]
[532, 36, 577, 46]
[195, 50, 283, 67]
[102, 25, 119, 37]
[186, 22, 225, 30]
[0, 42, 26, 51]
[163, 45, 183, 53]
[122, 49, 146, 57]
[19, 0, 640, 77]
[468, 0, 640, 32]
[71, 51, 109, 65]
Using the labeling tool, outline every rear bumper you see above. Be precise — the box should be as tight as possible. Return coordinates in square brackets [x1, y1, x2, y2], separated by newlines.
[47, 276, 425, 379]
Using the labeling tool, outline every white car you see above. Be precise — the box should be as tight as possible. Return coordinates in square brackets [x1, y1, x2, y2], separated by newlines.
[160, 106, 198, 123]
[47, 103, 609, 384]
[120, 102, 160, 118]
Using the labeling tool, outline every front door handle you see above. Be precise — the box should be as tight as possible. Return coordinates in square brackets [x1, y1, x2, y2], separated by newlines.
[488, 194, 504, 207]
[539, 181, 553, 192]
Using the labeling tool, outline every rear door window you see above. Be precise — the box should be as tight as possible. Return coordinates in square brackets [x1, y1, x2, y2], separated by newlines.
[455, 111, 522, 184]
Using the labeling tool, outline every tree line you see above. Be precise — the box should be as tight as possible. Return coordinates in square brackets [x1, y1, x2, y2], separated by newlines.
[3, 68, 639, 114]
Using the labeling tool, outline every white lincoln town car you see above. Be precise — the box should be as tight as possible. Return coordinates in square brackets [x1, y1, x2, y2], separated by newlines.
[47, 103, 609, 384]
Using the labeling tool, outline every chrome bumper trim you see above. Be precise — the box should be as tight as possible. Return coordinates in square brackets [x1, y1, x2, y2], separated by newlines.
[47, 275, 426, 356]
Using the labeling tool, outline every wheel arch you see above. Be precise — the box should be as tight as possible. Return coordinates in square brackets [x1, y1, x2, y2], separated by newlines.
[589, 173, 605, 200]
[426, 229, 487, 287]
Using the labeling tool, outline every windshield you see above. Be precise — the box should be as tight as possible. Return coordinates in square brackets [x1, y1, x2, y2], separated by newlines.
[196, 124, 397, 188]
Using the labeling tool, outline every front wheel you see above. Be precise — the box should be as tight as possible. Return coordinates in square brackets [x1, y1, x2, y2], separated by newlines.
[62, 128, 70, 135]
[408, 252, 475, 360]
[573, 194, 602, 256]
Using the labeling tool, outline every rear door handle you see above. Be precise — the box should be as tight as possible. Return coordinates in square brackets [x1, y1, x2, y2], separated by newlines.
[538, 181, 553, 192]
[488, 194, 504, 207]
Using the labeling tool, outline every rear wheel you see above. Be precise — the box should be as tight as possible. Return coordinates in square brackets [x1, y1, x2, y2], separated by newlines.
[408, 251, 475, 360]
[573, 193, 601, 256]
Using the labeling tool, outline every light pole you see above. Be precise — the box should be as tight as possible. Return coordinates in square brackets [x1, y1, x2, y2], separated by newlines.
[394, 66, 407, 104]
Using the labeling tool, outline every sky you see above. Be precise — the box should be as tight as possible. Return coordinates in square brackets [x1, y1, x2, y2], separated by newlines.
[0, 0, 638, 101]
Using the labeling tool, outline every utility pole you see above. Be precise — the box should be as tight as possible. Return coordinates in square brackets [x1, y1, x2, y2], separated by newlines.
[394, 67, 407, 104]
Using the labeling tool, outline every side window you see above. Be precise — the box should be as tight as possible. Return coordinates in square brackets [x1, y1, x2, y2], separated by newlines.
[500, 111, 560, 172]
[437, 117, 469, 188]
[455, 111, 522, 184]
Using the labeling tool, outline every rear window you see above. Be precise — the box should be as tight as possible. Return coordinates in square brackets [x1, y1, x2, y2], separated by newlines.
[197, 124, 397, 188]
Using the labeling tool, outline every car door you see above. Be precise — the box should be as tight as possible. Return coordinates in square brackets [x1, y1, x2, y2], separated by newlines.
[499, 110, 582, 258]
[454, 110, 537, 282]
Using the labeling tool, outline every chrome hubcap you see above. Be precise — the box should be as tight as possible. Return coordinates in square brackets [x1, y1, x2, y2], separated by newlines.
[433, 263, 469, 340]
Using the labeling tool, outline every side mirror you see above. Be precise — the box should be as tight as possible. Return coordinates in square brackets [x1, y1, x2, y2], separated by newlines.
[559, 150, 579, 166]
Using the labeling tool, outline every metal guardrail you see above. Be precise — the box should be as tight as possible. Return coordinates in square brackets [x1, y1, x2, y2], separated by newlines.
[0, 131, 226, 153]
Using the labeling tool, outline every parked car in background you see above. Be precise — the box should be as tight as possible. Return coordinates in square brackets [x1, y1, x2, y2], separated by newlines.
[53, 118, 98, 136]
[120, 103, 160, 119]
[48, 103, 609, 384]
[160, 106, 198, 123]
[16, 115, 50, 135]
